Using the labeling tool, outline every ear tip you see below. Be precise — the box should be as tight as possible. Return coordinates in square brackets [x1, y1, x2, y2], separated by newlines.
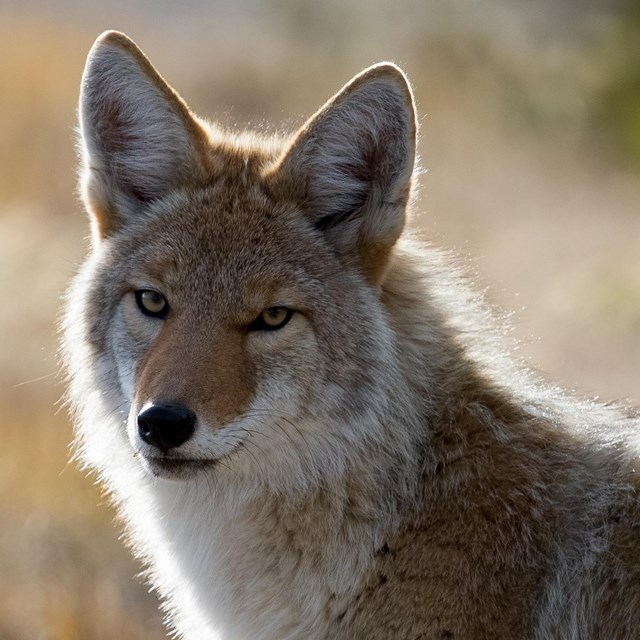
[79, 30, 149, 135]
[357, 62, 412, 88]
[364, 61, 409, 77]
[82, 30, 148, 92]
[86, 30, 143, 71]
[92, 30, 136, 51]
[351, 62, 416, 109]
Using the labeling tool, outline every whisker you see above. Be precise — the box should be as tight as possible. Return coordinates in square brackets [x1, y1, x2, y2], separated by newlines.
[103, 401, 130, 423]
[242, 409, 300, 422]
[237, 440, 267, 477]
[280, 417, 313, 453]
[240, 409, 316, 466]
[225, 426, 270, 440]
[271, 419, 300, 451]
[216, 454, 242, 481]
[203, 465, 217, 494]
[13, 372, 57, 388]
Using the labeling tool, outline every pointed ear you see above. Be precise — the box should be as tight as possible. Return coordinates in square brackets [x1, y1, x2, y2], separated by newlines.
[78, 31, 211, 240]
[269, 63, 417, 284]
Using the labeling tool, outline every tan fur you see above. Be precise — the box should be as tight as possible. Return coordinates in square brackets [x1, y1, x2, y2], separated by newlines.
[63, 31, 640, 640]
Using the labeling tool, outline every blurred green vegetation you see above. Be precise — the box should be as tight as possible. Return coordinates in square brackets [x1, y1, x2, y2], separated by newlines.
[595, 0, 640, 168]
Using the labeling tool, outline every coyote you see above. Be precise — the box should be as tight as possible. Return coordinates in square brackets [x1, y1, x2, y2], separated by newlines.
[63, 30, 640, 640]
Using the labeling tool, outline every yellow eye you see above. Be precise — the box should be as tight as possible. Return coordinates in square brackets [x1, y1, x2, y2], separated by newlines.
[135, 290, 169, 318]
[249, 306, 293, 331]
[262, 307, 288, 327]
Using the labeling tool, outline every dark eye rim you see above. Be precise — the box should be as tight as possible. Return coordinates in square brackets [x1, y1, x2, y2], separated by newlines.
[247, 307, 294, 332]
[134, 289, 169, 319]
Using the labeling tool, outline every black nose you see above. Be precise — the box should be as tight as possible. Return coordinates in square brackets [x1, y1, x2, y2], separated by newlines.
[137, 403, 196, 453]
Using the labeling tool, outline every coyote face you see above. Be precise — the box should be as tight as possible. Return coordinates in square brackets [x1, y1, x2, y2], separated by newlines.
[87, 180, 406, 486]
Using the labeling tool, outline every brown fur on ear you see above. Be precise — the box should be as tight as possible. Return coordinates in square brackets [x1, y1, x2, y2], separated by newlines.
[266, 63, 417, 284]
[79, 31, 213, 241]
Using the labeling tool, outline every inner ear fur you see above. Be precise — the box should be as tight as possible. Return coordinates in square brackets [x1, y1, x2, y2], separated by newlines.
[79, 30, 212, 240]
[267, 63, 417, 284]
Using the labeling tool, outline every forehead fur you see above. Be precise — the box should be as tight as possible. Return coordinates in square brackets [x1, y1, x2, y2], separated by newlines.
[103, 137, 342, 306]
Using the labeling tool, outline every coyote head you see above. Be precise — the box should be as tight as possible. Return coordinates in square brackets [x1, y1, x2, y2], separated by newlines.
[66, 31, 417, 492]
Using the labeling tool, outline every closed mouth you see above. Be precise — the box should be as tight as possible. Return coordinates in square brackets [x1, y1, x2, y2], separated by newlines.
[140, 455, 217, 479]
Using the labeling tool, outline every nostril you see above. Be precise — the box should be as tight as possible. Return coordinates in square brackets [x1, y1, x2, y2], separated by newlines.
[137, 402, 196, 452]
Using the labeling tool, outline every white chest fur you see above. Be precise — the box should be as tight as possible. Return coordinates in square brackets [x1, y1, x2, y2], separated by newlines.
[123, 475, 378, 640]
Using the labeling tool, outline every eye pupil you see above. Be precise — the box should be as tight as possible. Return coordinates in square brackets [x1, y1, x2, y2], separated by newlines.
[264, 308, 286, 325]
[136, 290, 168, 318]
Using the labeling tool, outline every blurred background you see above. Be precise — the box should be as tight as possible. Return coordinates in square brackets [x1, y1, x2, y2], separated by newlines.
[1, 0, 639, 637]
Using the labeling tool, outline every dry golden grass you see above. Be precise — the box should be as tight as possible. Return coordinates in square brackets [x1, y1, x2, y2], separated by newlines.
[1, 4, 638, 637]
[0, 18, 84, 209]
[0, 395, 166, 639]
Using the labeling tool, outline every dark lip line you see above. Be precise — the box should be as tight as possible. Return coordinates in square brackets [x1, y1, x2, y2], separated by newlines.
[144, 456, 217, 466]
[141, 441, 244, 467]
[145, 457, 213, 463]
[140, 442, 243, 476]
[140, 456, 218, 480]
